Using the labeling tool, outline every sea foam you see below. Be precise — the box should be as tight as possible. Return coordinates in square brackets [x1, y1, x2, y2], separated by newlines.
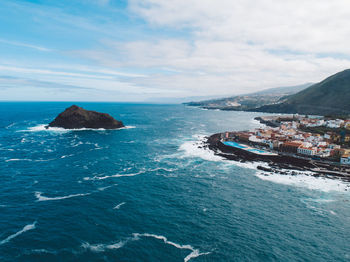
[0, 221, 37, 245]
[113, 202, 125, 209]
[178, 135, 267, 170]
[5, 158, 33, 162]
[132, 233, 210, 262]
[81, 233, 210, 261]
[81, 241, 126, 252]
[180, 135, 350, 193]
[178, 135, 225, 162]
[256, 172, 350, 193]
[21, 124, 136, 133]
[85, 170, 145, 181]
[35, 191, 90, 201]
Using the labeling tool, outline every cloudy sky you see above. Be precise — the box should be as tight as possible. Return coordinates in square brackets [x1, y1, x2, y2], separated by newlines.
[1, 0, 350, 102]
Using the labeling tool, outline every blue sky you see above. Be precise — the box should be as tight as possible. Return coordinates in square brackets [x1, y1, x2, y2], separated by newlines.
[1, 0, 350, 101]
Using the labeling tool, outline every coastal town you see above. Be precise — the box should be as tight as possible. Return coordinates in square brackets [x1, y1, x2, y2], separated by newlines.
[220, 115, 350, 166]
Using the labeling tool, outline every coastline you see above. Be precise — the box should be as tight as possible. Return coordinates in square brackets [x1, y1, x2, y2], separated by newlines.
[205, 133, 350, 183]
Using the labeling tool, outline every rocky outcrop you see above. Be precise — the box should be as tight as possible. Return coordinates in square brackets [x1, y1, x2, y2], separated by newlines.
[48, 105, 124, 129]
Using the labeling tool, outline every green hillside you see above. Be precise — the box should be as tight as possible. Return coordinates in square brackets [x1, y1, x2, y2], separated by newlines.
[184, 83, 311, 110]
[255, 69, 350, 115]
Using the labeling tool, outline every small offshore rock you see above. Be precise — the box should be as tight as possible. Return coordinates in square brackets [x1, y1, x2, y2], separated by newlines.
[47, 105, 124, 129]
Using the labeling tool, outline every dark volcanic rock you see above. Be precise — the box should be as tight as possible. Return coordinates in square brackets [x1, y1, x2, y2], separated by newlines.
[48, 105, 124, 129]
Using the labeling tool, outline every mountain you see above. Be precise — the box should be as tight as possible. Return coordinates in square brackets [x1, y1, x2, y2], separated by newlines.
[254, 69, 350, 116]
[184, 83, 312, 110]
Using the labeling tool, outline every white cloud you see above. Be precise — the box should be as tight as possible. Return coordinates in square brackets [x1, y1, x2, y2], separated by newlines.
[2, 0, 350, 100]
[129, 0, 350, 55]
[69, 0, 350, 97]
[76, 38, 350, 96]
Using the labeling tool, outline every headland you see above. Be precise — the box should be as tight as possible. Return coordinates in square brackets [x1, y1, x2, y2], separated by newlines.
[206, 115, 350, 183]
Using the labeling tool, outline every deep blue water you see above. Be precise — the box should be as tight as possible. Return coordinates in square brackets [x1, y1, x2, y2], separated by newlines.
[0, 102, 349, 262]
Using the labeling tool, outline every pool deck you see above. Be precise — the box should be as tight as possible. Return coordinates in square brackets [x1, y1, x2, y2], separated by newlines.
[222, 141, 278, 156]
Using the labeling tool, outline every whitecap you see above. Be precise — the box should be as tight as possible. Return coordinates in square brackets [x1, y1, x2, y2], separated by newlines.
[61, 154, 74, 159]
[81, 241, 126, 252]
[5, 122, 16, 129]
[149, 167, 178, 172]
[33, 158, 55, 162]
[0, 221, 37, 245]
[81, 233, 210, 261]
[113, 202, 125, 209]
[28, 249, 57, 254]
[71, 141, 83, 147]
[85, 170, 145, 181]
[35, 191, 90, 201]
[133, 233, 210, 262]
[97, 184, 118, 191]
[5, 158, 33, 162]
[6, 158, 54, 162]
[0, 148, 15, 151]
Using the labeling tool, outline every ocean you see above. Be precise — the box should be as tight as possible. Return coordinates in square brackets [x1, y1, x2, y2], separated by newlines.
[0, 102, 349, 261]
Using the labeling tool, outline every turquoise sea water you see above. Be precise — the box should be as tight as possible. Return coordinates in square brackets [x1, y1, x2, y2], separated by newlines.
[0, 102, 349, 261]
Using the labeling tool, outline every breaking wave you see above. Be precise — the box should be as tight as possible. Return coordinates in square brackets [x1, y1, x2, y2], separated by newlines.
[180, 134, 350, 193]
[81, 233, 210, 261]
[5, 158, 33, 162]
[35, 191, 91, 201]
[178, 135, 225, 162]
[81, 241, 126, 252]
[256, 172, 350, 193]
[6, 158, 55, 162]
[178, 134, 267, 170]
[84, 166, 178, 181]
[120, 126, 136, 129]
[113, 202, 125, 209]
[5, 122, 16, 129]
[0, 221, 37, 245]
[84, 170, 145, 181]
[21, 124, 136, 133]
[97, 184, 118, 191]
[133, 233, 210, 262]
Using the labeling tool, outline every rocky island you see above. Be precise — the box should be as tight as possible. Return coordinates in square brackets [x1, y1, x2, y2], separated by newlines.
[47, 105, 124, 129]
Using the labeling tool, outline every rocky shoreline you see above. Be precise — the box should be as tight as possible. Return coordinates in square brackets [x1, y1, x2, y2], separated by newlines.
[205, 133, 350, 184]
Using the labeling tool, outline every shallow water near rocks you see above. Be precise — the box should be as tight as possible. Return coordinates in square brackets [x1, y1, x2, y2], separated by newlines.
[0, 102, 349, 261]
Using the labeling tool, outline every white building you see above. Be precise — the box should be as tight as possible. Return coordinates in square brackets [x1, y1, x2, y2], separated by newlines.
[326, 119, 344, 128]
[297, 146, 316, 156]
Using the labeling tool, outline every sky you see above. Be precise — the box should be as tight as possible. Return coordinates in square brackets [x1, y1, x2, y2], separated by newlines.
[1, 0, 350, 102]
